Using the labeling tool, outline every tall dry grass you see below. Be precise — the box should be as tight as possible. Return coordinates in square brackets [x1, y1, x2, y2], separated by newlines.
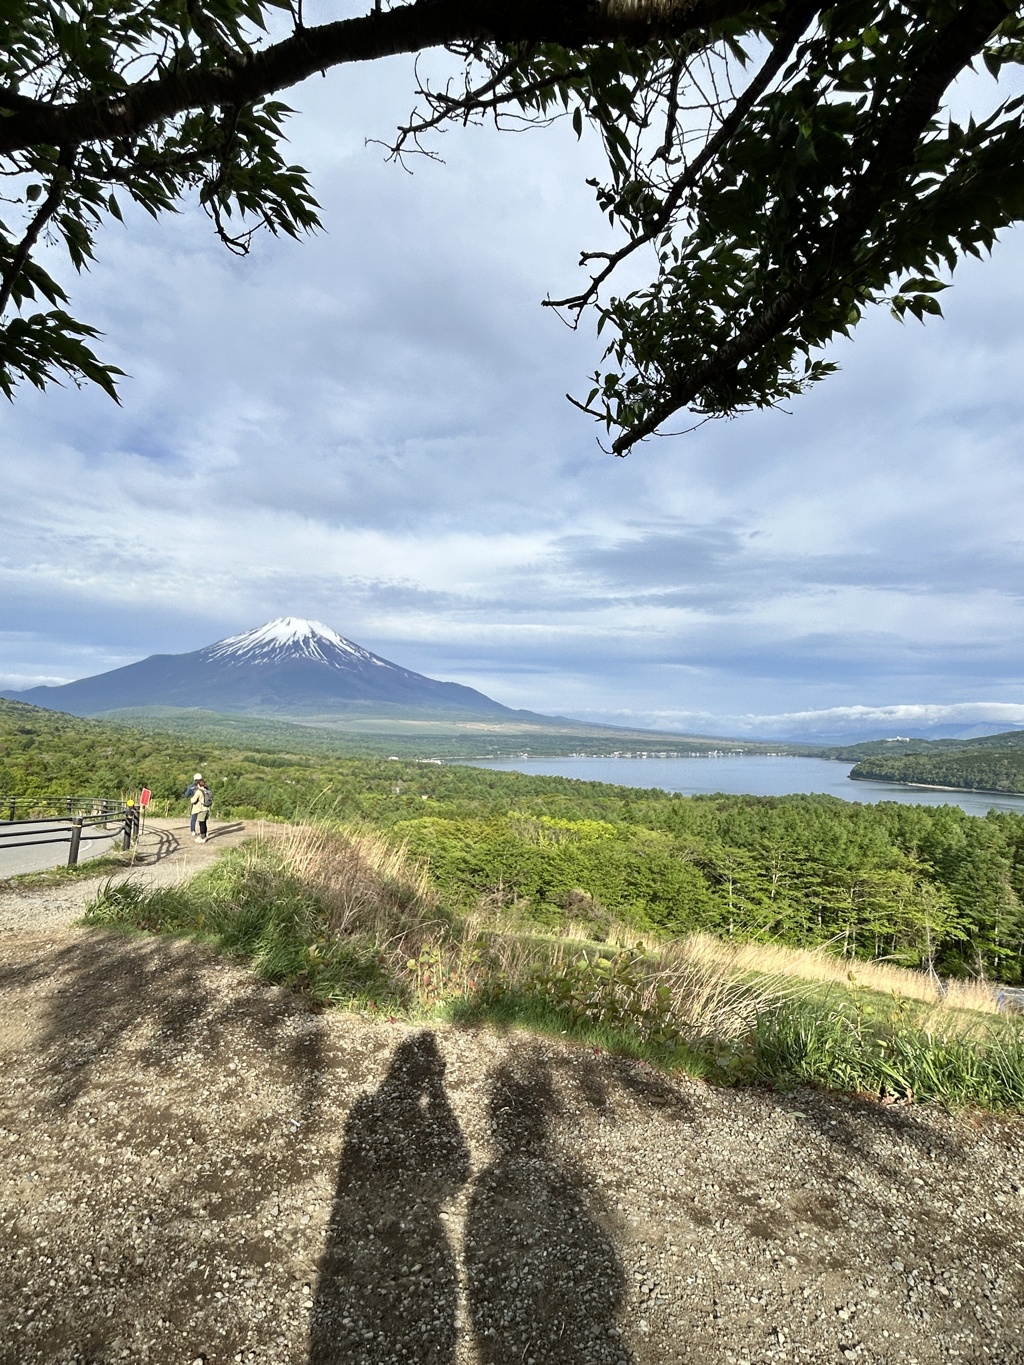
[675, 931, 1002, 1015]
[525, 936, 796, 1046]
[268, 820, 446, 958]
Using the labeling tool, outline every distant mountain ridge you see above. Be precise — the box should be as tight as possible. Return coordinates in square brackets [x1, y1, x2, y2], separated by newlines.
[0, 617, 527, 720]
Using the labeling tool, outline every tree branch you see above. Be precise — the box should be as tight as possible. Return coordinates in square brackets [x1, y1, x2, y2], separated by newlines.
[0, 0, 770, 155]
[609, 0, 1016, 454]
[545, 0, 817, 315]
[0, 147, 75, 318]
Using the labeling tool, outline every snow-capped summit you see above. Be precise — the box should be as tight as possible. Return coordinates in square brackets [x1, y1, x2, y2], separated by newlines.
[204, 617, 387, 669]
[1, 617, 512, 719]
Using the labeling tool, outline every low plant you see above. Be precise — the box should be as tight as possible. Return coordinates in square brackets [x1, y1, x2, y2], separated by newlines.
[750, 995, 1024, 1109]
[83, 836, 405, 1006]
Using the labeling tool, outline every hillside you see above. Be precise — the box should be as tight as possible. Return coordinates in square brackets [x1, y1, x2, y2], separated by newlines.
[3, 713, 1024, 1364]
[845, 731, 1024, 795]
[823, 730, 1024, 761]
[3, 907, 1022, 1365]
[97, 704, 792, 759]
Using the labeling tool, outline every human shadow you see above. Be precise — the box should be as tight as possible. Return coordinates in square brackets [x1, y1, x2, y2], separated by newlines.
[308, 1030, 470, 1365]
[203, 821, 245, 843]
[465, 1053, 633, 1365]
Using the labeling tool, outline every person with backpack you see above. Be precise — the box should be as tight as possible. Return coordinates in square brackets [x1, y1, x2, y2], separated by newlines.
[184, 775, 204, 835]
[189, 777, 213, 843]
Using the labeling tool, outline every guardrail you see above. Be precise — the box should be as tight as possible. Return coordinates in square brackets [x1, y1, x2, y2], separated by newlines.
[2, 795, 123, 821]
[0, 798, 137, 867]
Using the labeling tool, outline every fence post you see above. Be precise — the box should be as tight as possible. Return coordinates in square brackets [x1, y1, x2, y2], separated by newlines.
[7, 799, 13, 821]
[68, 818, 83, 867]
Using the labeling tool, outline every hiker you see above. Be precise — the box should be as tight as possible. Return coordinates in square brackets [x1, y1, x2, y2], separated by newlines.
[184, 773, 203, 835]
[189, 778, 213, 843]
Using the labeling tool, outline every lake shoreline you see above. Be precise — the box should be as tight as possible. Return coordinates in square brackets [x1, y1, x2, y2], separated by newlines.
[850, 773, 1024, 799]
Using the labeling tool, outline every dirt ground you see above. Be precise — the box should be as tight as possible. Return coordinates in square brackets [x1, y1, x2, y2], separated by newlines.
[1, 827, 1024, 1365]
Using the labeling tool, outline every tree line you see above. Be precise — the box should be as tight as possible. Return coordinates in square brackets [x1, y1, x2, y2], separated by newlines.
[851, 746, 1024, 796]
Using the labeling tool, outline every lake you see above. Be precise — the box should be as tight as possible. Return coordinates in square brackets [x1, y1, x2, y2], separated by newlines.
[461, 754, 1024, 818]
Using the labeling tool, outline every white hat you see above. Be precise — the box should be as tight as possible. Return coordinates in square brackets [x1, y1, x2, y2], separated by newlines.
[193, 772, 202, 780]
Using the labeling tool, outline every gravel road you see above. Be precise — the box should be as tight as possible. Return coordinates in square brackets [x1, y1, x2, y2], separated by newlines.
[1, 823, 1023, 1365]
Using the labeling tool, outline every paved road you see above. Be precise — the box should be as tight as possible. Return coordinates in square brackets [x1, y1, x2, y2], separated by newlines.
[0, 817, 124, 878]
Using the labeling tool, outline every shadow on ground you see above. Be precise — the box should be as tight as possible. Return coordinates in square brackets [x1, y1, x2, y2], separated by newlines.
[309, 1036, 636, 1365]
[0, 929, 325, 1124]
[308, 1031, 469, 1364]
[464, 1050, 634, 1365]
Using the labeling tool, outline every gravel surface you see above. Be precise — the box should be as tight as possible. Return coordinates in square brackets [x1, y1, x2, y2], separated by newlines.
[0, 818, 259, 937]
[2, 826, 1024, 1364]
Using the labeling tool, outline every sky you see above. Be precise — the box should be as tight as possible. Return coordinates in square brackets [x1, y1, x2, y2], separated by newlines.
[2, 19, 1024, 744]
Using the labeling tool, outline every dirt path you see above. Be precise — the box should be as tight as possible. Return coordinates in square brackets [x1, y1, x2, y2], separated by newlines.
[0, 817, 263, 936]
[1, 841, 1024, 1364]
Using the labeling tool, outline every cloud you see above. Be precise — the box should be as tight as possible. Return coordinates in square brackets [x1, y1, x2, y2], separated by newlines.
[2, 54, 1024, 731]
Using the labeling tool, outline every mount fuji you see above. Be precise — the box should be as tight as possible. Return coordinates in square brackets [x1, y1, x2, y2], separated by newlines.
[0, 618, 521, 720]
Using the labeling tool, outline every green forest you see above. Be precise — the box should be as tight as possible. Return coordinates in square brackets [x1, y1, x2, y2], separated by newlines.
[850, 734, 1024, 796]
[4, 699, 1024, 984]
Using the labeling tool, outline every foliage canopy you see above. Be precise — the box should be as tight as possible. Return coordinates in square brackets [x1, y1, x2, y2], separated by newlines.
[1, 0, 1023, 449]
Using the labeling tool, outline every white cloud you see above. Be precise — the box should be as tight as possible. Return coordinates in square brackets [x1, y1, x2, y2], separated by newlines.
[2, 55, 1024, 731]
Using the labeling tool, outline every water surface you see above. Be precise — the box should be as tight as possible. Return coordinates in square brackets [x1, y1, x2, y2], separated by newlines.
[461, 755, 1024, 818]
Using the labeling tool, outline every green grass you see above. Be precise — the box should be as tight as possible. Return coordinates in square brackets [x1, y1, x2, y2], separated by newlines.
[440, 987, 713, 1076]
[3, 851, 134, 890]
[751, 996, 1024, 1109]
[82, 848, 397, 1007]
[79, 829, 1024, 1112]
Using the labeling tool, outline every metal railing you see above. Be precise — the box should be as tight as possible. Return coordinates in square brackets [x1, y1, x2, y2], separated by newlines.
[0, 797, 135, 867]
[2, 795, 123, 822]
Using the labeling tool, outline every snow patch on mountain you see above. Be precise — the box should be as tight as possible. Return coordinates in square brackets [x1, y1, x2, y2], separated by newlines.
[203, 618, 390, 669]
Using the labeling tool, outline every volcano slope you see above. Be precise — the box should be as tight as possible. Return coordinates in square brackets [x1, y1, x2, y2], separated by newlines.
[1, 902, 1023, 1364]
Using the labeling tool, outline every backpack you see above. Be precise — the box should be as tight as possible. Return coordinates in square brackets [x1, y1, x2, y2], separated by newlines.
[201, 786, 213, 809]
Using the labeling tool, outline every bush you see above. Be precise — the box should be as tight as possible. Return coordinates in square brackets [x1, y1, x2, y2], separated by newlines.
[82, 828, 439, 1007]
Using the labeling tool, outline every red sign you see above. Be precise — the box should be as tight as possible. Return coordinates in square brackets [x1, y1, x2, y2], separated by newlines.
[139, 788, 151, 807]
